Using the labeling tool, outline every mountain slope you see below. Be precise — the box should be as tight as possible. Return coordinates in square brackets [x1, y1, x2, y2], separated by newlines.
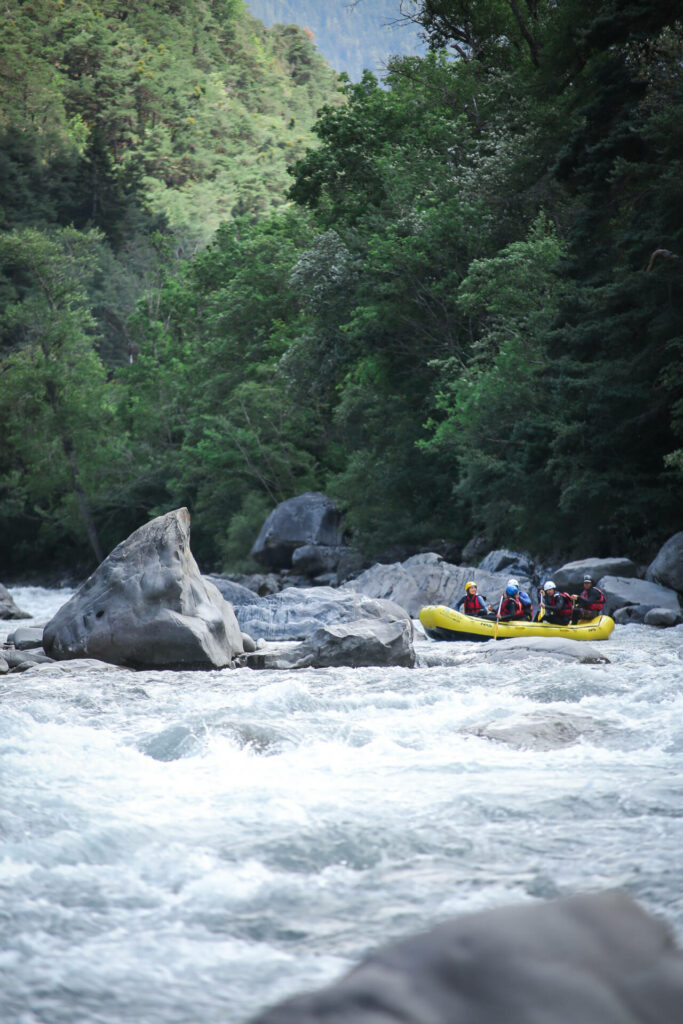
[245, 0, 426, 81]
[0, 0, 340, 244]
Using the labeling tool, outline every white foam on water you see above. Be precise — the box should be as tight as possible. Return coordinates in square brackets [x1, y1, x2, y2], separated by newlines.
[1, 588, 682, 1022]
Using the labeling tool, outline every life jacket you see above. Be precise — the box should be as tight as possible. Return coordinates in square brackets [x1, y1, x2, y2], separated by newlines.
[548, 591, 573, 620]
[581, 586, 605, 613]
[464, 592, 485, 615]
[501, 593, 524, 619]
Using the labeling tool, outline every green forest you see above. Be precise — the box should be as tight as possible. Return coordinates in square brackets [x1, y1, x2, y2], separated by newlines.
[1, 0, 681, 577]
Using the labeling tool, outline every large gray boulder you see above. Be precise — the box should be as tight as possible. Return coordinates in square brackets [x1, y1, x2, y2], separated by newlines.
[342, 552, 530, 618]
[43, 509, 243, 669]
[598, 575, 681, 617]
[251, 493, 345, 570]
[249, 891, 683, 1024]
[553, 557, 638, 591]
[234, 586, 410, 642]
[646, 532, 683, 593]
[0, 583, 30, 620]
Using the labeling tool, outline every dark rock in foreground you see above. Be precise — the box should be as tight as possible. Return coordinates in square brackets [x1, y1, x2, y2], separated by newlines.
[43, 508, 243, 669]
[250, 891, 683, 1024]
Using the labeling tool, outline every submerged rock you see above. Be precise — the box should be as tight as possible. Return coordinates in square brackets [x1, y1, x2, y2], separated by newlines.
[43, 508, 243, 669]
[249, 891, 683, 1024]
[472, 710, 605, 750]
[477, 636, 610, 664]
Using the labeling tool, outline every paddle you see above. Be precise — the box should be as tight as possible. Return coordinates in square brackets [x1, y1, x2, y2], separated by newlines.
[493, 594, 504, 640]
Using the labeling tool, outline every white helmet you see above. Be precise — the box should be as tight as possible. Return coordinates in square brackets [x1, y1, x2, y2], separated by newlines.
[544, 580, 556, 590]
[507, 578, 519, 588]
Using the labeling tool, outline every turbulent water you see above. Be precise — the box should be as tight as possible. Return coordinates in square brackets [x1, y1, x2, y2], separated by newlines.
[2, 586, 683, 1024]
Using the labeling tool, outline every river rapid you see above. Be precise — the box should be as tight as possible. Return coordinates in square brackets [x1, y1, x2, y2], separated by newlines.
[2, 585, 683, 1024]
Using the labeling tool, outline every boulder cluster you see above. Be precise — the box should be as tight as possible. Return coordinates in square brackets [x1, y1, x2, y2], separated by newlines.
[1, 495, 681, 673]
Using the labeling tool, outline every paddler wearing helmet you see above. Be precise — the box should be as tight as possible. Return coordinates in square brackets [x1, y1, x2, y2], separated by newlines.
[455, 580, 491, 617]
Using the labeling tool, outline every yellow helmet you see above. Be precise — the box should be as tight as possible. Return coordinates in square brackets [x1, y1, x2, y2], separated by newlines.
[465, 581, 477, 591]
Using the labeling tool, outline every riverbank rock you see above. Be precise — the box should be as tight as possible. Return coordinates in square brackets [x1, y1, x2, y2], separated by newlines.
[249, 891, 683, 1024]
[0, 583, 30, 620]
[251, 493, 345, 570]
[613, 604, 653, 624]
[233, 585, 410, 642]
[553, 557, 637, 591]
[644, 607, 683, 628]
[342, 552, 530, 618]
[598, 575, 681, 617]
[43, 508, 243, 669]
[646, 531, 683, 593]
[478, 548, 535, 576]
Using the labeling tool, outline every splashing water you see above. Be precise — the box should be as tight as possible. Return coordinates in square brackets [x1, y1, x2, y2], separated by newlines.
[2, 586, 683, 1023]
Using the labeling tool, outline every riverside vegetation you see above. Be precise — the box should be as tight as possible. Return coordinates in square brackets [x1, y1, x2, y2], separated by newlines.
[1, 0, 681, 578]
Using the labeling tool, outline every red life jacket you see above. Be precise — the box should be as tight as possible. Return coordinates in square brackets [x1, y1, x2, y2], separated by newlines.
[581, 586, 605, 613]
[549, 592, 573, 620]
[501, 594, 524, 619]
[464, 592, 485, 615]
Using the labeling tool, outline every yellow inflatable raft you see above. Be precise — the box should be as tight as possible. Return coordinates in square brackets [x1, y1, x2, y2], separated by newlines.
[419, 605, 615, 642]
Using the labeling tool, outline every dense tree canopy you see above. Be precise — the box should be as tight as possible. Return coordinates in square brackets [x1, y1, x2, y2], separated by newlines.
[1, 0, 681, 575]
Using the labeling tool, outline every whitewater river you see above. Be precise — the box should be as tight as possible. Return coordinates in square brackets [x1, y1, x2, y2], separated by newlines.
[2, 585, 683, 1023]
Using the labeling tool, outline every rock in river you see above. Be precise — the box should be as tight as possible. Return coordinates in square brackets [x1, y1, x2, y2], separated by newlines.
[43, 508, 243, 669]
[249, 891, 683, 1024]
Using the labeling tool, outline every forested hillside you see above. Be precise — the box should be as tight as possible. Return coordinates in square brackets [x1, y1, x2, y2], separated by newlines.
[1, 0, 681, 576]
[245, 0, 426, 80]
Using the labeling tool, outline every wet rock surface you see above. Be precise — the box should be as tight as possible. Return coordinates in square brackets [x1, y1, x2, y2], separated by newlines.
[43, 508, 243, 669]
[249, 891, 683, 1024]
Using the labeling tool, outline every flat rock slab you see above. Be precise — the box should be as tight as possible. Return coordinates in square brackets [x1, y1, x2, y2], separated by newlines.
[478, 636, 610, 663]
[6, 626, 45, 650]
[234, 585, 410, 642]
[241, 619, 415, 669]
[43, 508, 243, 669]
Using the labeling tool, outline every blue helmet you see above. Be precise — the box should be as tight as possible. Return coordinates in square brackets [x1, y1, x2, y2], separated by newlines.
[505, 584, 518, 596]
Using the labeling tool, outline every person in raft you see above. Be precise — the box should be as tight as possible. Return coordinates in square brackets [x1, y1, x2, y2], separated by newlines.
[538, 580, 573, 625]
[456, 581, 491, 616]
[507, 577, 533, 620]
[496, 581, 527, 621]
[571, 574, 606, 623]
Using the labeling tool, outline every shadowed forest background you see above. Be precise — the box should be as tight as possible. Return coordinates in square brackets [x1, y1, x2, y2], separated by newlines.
[0, 0, 681, 576]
